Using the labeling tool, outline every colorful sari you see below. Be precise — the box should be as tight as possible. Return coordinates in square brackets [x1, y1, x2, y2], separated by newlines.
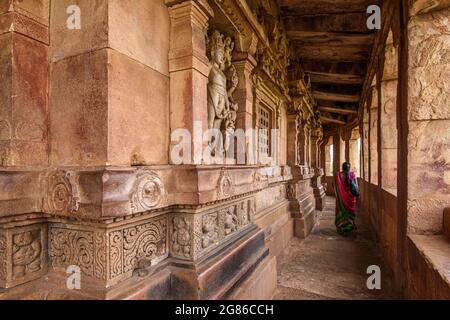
[335, 171, 357, 235]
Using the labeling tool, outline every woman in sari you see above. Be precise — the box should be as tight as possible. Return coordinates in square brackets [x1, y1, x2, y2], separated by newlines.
[334, 162, 359, 236]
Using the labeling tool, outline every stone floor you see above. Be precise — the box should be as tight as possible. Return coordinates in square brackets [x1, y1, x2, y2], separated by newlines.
[274, 196, 400, 300]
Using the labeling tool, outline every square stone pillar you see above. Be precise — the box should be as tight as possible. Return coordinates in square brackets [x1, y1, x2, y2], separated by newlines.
[286, 112, 317, 237]
[50, 0, 170, 167]
[0, 0, 49, 167]
[311, 129, 326, 211]
[233, 53, 257, 164]
[166, 0, 213, 165]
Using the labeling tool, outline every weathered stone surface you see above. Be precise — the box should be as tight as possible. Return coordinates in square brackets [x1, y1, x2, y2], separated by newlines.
[409, 64, 450, 120]
[0, 32, 48, 167]
[408, 120, 450, 234]
[49, 0, 108, 62]
[443, 208, 450, 240]
[108, 50, 169, 165]
[383, 43, 398, 81]
[381, 148, 397, 195]
[380, 80, 398, 149]
[109, 0, 170, 76]
[408, 7, 450, 69]
[406, 234, 450, 299]
[50, 49, 108, 166]
[0, 223, 48, 289]
[4, 0, 50, 25]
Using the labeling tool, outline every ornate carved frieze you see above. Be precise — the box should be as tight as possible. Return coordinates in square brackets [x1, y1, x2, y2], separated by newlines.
[171, 215, 192, 259]
[0, 223, 47, 289]
[130, 171, 167, 213]
[49, 228, 106, 280]
[255, 184, 286, 212]
[248, 0, 291, 96]
[49, 215, 168, 287]
[171, 196, 255, 260]
[42, 171, 79, 215]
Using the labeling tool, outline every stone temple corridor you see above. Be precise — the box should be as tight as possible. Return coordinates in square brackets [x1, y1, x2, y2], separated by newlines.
[1, 0, 450, 301]
[275, 196, 399, 300]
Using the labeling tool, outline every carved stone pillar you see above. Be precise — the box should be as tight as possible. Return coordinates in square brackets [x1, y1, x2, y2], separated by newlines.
[0, 0, 49, 167]
[310, 128, 326, 211]
[0, 0, 49, 289]
[233, 53, 257, 164]
[167, 0, 213, 164]
[286, 111, 318, 238]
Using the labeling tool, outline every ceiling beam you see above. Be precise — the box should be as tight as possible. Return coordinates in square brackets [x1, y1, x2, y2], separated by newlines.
[287, 31, 374, 46]
[319, 106, 358, 115]
[307, 71, 365, 85]
[314, 91, 360, 103]
[283, 13, 371, 33]
[279, 0, 378, 15]
[320, 116, 346, 125]
[296, 45, 370, 62]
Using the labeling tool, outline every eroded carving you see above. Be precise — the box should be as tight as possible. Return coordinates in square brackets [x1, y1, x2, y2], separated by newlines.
[172, 216, 191, 259]
[217, 169, 234, 199]
[131, 171, 167, 213]
[202, 213, 219, 249]
[12, 231, 42, 280]
[42, 171, 79, 215]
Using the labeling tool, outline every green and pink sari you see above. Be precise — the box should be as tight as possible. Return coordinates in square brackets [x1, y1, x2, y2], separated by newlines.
[335, 171, 357, 235]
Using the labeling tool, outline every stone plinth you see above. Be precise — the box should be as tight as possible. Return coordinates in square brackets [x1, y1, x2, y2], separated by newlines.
[311, 168, 326, 211]
[287, 167, 317, 238]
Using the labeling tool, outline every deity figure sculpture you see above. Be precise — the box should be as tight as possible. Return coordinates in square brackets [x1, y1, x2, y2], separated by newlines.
[207, 30, 239, 156]
[12, 231, 41, 278]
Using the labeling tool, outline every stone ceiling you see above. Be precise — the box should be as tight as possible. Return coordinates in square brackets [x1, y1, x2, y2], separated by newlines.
[279, 0, 380, 129]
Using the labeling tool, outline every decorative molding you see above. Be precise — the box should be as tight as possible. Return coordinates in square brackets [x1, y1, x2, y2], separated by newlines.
[49, 215, 167, 285]
[42, 171, 79, 215]
[130, 171, 167, 213]
[217, 169, 234, 199]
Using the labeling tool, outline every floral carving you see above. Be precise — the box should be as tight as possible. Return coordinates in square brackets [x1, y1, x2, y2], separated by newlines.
[109, 231, 123, 280]
[123, 217, 167, 273]
[131, 171, 167, 213]
[49, 229, 98, 278]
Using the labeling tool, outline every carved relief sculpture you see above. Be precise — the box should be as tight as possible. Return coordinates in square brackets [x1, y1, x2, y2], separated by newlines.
[202, 213, 219, 249]
[207, 30, 239, 155]
[42, 171, 79, 215]
[12, 231, 42, 279]
[131, 171, 167, 213]
[172, 216, 192, 259]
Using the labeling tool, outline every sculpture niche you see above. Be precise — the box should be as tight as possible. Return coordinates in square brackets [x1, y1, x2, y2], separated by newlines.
[207, 30, 239, 158]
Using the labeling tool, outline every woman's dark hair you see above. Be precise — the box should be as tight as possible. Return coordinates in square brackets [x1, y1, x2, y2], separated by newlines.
[342, 162, 351, 185]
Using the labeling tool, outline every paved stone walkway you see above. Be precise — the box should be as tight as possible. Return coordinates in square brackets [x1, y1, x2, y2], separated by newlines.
[274, 196, 399, 300]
